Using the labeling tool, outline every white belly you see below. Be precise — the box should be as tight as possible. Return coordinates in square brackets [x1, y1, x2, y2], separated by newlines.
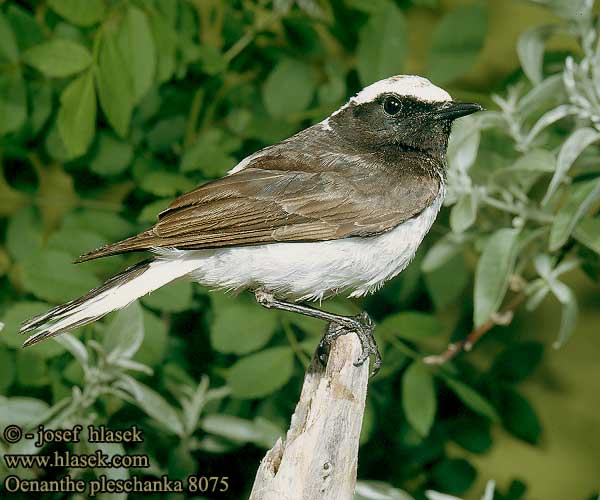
[155, 190, 444, 301]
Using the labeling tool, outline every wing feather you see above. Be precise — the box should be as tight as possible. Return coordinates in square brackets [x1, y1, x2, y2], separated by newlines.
[76, 165, 440, 262]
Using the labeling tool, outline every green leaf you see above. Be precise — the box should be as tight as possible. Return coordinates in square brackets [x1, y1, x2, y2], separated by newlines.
[139, 170, 195, 197]
[0, 397, 49, 429]
[90, 133, 134, 176]
[103, 302, 144, 361]
[427, 5, 487, 84]
[28, 80, 53, 135]
[425, 251, 468, 309]
[23, 39, 92, 77]
[20, 250, 100, 303]
[0, 348, 16, 392]
[146, 115, 187, 151]
[133, 310, 168, 367]
[402, 362, 436, 437]
[473, 228, 519, 326]
[138, 198, 171, 223]
[17, 350, 49, 387]
[6, 5, 43, 52]
[180, 129, 240, 176]
[549, 178, 600, 251]
[356, 1, 407, 86]
[0, 69, 27, 135]
[6, 206, 43, 262]
[1, 301, 50, 349]
[517, 26, 552, 85]
[141, 280, 193, 312]
[430, 458, 477, 495]
[48, 0, 104, 26]
[228, 346, 294, 398]
[57, 70, 96, 157]
[443, 377, 499, 421]
[96, 32, 134, 137]
[0, 12, 19, 63]
[211, 301, 278, 355]
[379, 312, 442, 341]
[446, 416, 492, 454]
[148, 9, 176, 83]
[544, 128, 600, 204]
[574, 217, 600, 255]
[450, 193, 477, 234]
[263, 58, 316, 118]
[499, 388, 541, 444]
[117, 6, 156, 103]
[491, 341, 544, 383]
[63, 210, 135, 241]
[197, 45, 227, 75]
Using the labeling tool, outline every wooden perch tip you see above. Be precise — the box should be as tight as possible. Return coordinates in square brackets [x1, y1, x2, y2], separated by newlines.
[250, 329, 370, 500]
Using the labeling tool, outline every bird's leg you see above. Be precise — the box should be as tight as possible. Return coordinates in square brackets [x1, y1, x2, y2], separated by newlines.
[254, 290, 382, 376]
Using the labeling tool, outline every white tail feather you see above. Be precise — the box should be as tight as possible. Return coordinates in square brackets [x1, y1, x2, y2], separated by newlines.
[21, 257, 198, 346]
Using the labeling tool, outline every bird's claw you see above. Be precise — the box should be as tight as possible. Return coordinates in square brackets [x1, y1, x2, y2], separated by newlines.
[317, 311, 382, 377]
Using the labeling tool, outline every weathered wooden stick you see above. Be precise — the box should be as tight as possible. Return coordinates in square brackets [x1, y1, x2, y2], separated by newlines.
[250, 329, 370, 500]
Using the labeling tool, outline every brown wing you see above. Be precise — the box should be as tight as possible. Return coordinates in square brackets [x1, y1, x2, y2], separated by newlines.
[76, 166, 439, 262]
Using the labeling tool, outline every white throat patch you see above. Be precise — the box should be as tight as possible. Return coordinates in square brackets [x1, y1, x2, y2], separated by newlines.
[351, 75, 452, 105]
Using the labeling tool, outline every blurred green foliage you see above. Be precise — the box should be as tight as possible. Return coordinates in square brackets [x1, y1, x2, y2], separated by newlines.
[0, 1, 599, 499]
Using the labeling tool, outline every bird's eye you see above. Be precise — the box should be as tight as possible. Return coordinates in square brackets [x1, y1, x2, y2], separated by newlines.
[383, 97, 401, 115]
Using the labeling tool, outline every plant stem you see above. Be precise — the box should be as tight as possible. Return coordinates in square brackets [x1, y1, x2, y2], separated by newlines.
[424, 292, 527, 365]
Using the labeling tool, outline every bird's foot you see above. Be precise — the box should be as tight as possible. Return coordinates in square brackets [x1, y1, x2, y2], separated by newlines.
[317, 311, 382, 377]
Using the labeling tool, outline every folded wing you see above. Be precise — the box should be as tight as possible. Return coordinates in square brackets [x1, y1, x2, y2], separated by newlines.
[76, 166, 440, 262]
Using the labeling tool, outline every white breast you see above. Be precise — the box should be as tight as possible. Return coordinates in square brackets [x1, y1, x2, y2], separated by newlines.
[155, 189, 445, 302]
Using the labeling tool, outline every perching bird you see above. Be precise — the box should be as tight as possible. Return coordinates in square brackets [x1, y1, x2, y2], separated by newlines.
[20, 75, 482, 374]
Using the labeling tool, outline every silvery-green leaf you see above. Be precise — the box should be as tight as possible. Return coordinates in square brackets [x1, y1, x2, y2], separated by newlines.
[552, 285, 577, 348]
[103, 302, 144, 362]
[518, 74, 564, 116]
[450, 192, 478, 233]
[181, 376, 209, 435]
[113, 358, 153, 375]
[118, 375, 184, 436]
[425, 491, 461, 500]
[0, 397, 49, 429]
[355, 481, 415, 500]
[495, 149, 555, 176]
[543, 128, 600, 204]
[573, 217, 600, 255]
[549, 178, 600, 251]
[447, 114, 480, 173]
[522, 105, 571, 148]
[517, 25, 552, 84]
[421, 234, 464, 272]
[200, 414, 262, 443]
[473, 229, 520, 326]
[525, 281, 550, 311]
[481, 480, 496, 500]
[53, 333, 88, 367]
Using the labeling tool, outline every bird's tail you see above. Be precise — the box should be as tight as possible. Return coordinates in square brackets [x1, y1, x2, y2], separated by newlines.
[20, 257, 196, 347]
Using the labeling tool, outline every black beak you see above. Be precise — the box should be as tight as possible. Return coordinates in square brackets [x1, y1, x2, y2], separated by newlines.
[434, 101, 483, 121]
